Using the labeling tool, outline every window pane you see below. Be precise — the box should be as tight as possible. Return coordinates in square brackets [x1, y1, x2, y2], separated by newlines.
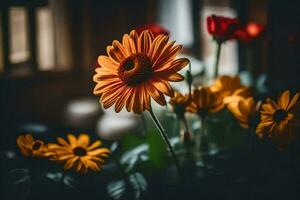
[158, 0, 194, 47]
[201, 6, 238, 77]
[37, 7, 55, 70]
[9, 7, 30, 64]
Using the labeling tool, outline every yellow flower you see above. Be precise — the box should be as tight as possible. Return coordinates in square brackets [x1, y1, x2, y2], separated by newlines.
[256, 90, 300, 150]
[169, 91, 191, 118]
[210, 75, 251, 105]
[93, 30, 189, 113]
[228, 97, 258, 129]
[16, 134, 51, 157]
[48, 134, 110, 173]
[187, 87, 224, 117]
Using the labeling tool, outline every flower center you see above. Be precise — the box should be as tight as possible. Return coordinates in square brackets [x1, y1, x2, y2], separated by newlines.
[32, 141, 42, 150]
[273, 109, 288, 122]
[118, 53, 153, 86]
[73, 147, 87, 156]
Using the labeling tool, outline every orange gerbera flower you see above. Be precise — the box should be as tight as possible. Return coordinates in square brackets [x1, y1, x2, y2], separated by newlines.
[210, 75, 251, 105]
[93, 30, 189, 113]
[256, 90, 300, 150]
[187, 87, 224, 118]
[17, 134, 52, 157]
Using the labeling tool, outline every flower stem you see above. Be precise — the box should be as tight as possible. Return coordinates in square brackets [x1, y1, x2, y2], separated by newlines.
[214, 42, 222, 78]
[182, 116, 190, 133]
[148, 106, 183, 179]
[196, 116, 207, 154]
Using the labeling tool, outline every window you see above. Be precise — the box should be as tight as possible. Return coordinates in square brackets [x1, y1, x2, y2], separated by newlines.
[0, 0, 72, 76]
[157, 0, 239, 77]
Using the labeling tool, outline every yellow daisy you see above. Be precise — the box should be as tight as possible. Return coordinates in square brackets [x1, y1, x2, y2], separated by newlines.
[48, 134, 110, 173]
[187, 87, 224, 118]
[228, 97, 258, 129]
[17, 134, 51, 157]
[256, 90, 300, 150]
[93, 30, 189, 113]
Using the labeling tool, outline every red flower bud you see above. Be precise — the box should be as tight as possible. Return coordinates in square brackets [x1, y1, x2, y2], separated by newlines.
[235, 22, 265, 43]
[207, 15, 239, 43]
[136, 23, 169, 37]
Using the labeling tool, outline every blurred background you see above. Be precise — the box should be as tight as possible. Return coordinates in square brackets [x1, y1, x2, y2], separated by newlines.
[1, 0, 300, 199]
[0, 0, 299, 174]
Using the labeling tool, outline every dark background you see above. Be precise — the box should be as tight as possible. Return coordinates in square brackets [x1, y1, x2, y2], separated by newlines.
[0, 0, 300, 199]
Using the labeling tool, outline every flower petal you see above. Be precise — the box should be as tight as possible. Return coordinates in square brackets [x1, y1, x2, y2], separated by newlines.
[67, 134, 77, 147]
[98, 55, 119, 71]
[78, 134, 90, 147]
[87, 140, 102, 150]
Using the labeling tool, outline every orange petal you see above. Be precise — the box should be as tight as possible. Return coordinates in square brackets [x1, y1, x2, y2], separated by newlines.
[278, 90, 290, 109]
[78, 134, 90, 147]
[57, 137, 70, 147]
[114, 88, 131, 112]
[112, 40, 128, 58]
[87, 140, 102, 150]
[67, 134, 77, 147]
[106, 45, 124, 63]
[151, 78, 174, 96]
[148, 83, 166, 106]
[153, 43, 182, 69]
[129, 30, 139, 49]
[122, 34, 137, 54]
[138, 30, 152, 55]
[154, 58, 189, 74]
[287, 92, 300, 110]
[150, 35, 169, 63]
[98, 55, 119, 71]
[161, 73, 184, 82]
[88, 148, 110, 156]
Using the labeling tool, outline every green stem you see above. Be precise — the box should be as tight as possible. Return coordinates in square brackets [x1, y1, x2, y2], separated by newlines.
[182, 116, 190, 133]
[188, 63, 192, 100]
[196, 116, 206, 153]
[148, 107, 183, 179]
[250, 128, 256, 155]
[214, 42, 222, 78]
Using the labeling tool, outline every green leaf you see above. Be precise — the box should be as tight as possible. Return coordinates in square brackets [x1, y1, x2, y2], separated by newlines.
[206, 109, 245, 150]
[107, 172, 147, 200]
[147, 131, 166, 168]
[121, 133, 145, 152]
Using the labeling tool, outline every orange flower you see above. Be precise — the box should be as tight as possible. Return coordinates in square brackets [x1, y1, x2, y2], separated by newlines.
[228, 97, 258, 129]
[17, 134, 52, 157]
[48, 134, 110, 173]
[187, 87, 224, 118]
[256, 90, 300, 150]
[93, 30, 189, 113]
[169, 91, 191, 118]
[210, 75, 251, 105]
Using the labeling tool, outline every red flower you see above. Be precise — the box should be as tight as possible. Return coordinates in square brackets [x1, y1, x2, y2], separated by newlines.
[136, 23, 169, 37]
[207, 15, 239, 43]
[235, 22, 265, 43]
